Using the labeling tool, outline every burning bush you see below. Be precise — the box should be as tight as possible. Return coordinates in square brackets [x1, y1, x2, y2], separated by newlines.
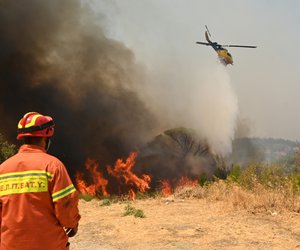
[75, 127, 229, 199]
[76, 152, 151, 200]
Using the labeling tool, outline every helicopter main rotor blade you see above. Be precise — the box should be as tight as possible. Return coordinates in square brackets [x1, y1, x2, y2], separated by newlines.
[222, 45, 257, 48]
[196, 41, 211, 46]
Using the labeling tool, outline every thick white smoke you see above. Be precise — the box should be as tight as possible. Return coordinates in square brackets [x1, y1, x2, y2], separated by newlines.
[142, 62, 239, 157]
[188, 64, 239, 156]
[91, 1, 239, 157]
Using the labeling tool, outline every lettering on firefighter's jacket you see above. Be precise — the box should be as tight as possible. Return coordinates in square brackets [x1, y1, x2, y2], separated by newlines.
[0, 170, 50, 196]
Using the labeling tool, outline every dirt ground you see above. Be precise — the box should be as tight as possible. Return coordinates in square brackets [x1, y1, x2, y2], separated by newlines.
[69, 197, 300, 250]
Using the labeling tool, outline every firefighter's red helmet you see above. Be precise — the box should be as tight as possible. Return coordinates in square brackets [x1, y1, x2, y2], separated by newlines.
[17, 112, 55, 140]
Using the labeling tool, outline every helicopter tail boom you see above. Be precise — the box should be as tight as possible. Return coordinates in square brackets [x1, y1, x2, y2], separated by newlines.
[205, 31, 212, 43]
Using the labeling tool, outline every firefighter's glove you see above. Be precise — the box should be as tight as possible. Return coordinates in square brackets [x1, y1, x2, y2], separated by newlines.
[65, 226, 78, 237]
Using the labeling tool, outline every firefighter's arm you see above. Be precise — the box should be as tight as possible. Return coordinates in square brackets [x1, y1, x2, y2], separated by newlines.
[50, 161, 81, 231]
[53, 189, 81, 229]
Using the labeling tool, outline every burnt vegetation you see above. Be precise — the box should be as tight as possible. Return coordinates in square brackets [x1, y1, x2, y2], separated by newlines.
[136, 127, 223, 189]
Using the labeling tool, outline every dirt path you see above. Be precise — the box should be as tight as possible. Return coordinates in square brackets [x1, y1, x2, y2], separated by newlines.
[69, 198, 300, 250]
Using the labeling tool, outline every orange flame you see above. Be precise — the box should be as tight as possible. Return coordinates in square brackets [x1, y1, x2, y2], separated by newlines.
[75, 158, 109, 197]
[75, 172, 96, 195]
[107, 152, 151, 200]
[129, 189, 136, 201]
[176, 176, 198, 188]
[159, 176, 198, 196]
[160, 179, 172, 197]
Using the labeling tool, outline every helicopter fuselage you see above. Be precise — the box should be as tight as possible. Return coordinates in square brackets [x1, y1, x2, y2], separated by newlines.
[212, 46, 233, 65]
[208, 40, 233, 65]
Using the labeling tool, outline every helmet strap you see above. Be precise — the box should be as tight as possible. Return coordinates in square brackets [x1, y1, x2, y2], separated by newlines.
[45, 138, 51, 152]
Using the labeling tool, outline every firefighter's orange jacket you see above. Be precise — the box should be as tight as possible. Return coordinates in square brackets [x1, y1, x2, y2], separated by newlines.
[0, 144, 81, 250]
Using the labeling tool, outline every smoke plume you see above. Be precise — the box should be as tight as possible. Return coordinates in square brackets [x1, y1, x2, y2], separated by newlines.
[0, 0, 239, 186]
[0, 0, 157, 171]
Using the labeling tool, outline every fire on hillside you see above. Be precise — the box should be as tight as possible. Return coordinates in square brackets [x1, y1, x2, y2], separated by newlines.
[75, 151, 200, 200]
[75, 152, 151, 200]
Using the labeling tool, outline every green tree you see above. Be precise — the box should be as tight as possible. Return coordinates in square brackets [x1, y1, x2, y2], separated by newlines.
[0, 133, 16, 163]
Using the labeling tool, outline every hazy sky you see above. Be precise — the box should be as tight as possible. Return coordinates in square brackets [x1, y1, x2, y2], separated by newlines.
[91, 0, 300, 142]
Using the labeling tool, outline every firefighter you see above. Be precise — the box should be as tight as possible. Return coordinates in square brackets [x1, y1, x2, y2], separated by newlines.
[0, 112, 81, 250]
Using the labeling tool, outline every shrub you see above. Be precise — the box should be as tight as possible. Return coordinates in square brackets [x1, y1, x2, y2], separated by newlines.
[134, 209, 145, 218]
[79, 193, 94, 202]
[258, 164, 286, 189]
[227, 165, 241, 182]
[0, 133, 16, 163]
[236, 163, 261, 189]
[198, 173, 209, 187]
[122, 203, 145, 218]
[101, 198, 111, 206]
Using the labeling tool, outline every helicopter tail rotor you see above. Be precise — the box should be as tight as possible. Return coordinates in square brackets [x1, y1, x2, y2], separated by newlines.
[205, 25, 211, 37]
[204, 25, 212, 43]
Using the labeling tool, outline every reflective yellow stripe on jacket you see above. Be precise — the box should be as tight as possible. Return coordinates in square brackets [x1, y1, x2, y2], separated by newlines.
[52, 184, 76, 202]
[0, 170, 53, 196]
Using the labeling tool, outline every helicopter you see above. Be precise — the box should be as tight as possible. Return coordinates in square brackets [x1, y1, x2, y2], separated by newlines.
[196, 26, 257, 66]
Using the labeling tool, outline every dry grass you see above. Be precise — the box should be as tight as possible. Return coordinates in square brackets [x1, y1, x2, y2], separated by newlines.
[174, 179, 300, 214]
